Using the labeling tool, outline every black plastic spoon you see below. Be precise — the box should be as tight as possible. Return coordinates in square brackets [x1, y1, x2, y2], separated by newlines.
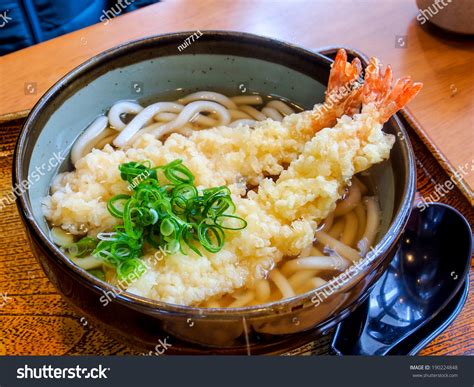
[331, 203, 472, 355]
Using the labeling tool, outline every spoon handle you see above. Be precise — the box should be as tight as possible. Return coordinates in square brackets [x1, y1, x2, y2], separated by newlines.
[331, 297, 393, 356]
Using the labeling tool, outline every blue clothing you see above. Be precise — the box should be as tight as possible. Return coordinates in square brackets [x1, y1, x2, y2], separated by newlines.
[0, 0, 159, 55]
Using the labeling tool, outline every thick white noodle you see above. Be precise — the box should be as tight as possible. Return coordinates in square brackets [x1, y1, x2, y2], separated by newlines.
[282, 256, 350, 275]
[266, 100, 295, 116]
[261, 107, 284, 121]
[355, 203, 367, 240]
[229, 119, 257, 128]
[108, 101, 143, 130]
[309, 277, 327, 288]
[341, 211, 358, 247]
[288, 270, 319, 289]
[113, 102, 185, 147]
[152, 103, 183, 120]
[154, 112, 179, 122]
[299, 245, 324, 258]
[153, 124, 194, 140]
[353, 176, 368, 195]
[269, 269, 295, 298]
[230, 95, 263, 105]
[228, 291, 254, 308]
[148, 101, 231, 139]
[239, 105, 267, 121]
[130, 122, 194, 144]
[155, 112, 219, 128]
[329, 220, 345, 239]
[299, 244, 314, 258]
[229, 109, 252, 120]
[321, 213, 334, 231]
[316, 231, 361, 262]
[71, 116, 108, 165]
[255, 279, 271, 303]
[177, 91, 237, 109]
[92, 129, 117, 150]
[297, 276, 327, 293]
[191, 114, 219, 127]
[358, 197, 380, 254]
[128, 122, 164, 141]
[334, 184, 361, 216]
[72, 256, 103, 270]
[50, 227, 74, 247]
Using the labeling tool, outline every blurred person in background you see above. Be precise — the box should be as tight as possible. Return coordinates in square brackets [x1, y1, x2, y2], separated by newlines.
[0, 0, 159, 55]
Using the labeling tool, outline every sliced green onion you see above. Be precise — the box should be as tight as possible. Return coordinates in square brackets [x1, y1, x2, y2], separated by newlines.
[68, 236, 98, 258]
[146, 227, 162, 249]
[181, 224, 202, 256]
[116, 258, 146, 281]
[161, 160, 195, 184]
[165, 239, 180, 255]
[215, 215, 248, 230]
[160, 217, 175, 237]
[94, 159, 247, 280]
[123, 199, 144, 239]
[107, 194, 131, 218]
[198, 219, 225, 253]
[119, 161, 156, 184]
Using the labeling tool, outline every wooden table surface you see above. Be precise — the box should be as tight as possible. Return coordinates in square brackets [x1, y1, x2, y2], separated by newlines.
[0, 0, 473, 197]
[0, 0, 472, 356]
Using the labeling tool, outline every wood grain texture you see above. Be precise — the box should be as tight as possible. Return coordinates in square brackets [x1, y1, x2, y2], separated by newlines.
[0, 115, 472, 356]
[0, 0, 472, 193]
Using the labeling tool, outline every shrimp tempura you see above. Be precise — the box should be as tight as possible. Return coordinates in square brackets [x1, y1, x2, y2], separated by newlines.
[127, 58, 422, 305]
[135, 49, 364, 186]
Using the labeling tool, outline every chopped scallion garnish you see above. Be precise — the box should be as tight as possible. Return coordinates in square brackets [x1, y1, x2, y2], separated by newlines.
[71, 159, 247, 281]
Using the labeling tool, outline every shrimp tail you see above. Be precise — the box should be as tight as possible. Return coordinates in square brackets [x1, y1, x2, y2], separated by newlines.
[362, 57, 423, 122]
[310, 49, 363, 129]
[326, 49, 363, 100]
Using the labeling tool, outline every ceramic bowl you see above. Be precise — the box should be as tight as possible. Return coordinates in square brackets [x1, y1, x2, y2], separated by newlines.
[416, 0, 474, 35]
[14, 31, 415, 354]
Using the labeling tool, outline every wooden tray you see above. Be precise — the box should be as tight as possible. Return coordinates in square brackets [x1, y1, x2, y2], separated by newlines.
[0, 109, 472, 356]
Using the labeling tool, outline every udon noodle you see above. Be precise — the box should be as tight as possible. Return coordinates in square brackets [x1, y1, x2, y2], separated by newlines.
[70, 91, 294, 164]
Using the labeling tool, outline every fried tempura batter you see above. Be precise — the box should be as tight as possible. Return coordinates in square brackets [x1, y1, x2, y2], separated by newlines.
[44, 51, 421, 305]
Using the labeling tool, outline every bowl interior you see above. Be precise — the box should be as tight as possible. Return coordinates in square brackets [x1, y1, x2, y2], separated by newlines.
[28, 54, 329, 231]
[18, 33, 403, 312]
